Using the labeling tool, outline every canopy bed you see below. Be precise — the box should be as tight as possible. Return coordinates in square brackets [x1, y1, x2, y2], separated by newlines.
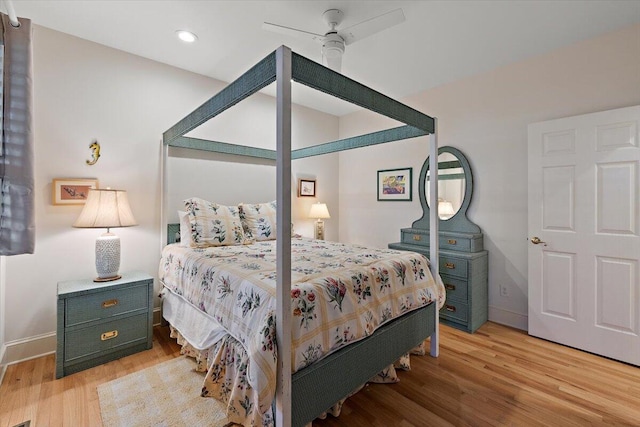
[160, 46, 442, 427]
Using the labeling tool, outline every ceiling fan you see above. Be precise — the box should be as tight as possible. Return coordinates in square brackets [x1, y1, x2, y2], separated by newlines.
[263, 8, 405, 73]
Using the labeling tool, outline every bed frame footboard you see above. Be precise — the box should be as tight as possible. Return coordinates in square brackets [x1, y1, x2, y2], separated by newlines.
[290, 303, 436, 426]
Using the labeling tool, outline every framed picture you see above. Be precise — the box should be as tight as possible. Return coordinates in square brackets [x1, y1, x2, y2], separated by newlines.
[298, 179, 316, 197]
[52, 178, 99, 205]
[377, 168, 412, 201]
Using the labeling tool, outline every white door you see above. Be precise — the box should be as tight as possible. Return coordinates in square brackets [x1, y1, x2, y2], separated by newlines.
[528, 105, 640, 366]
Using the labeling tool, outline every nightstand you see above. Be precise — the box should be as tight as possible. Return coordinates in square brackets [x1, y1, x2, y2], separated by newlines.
[56, 271, 154, 378]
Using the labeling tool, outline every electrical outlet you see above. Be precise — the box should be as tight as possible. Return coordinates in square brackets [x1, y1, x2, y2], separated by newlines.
[500, 284, 509, 297]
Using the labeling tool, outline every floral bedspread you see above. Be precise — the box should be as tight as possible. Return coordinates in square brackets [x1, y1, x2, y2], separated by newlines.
[159, 237, 444, 426]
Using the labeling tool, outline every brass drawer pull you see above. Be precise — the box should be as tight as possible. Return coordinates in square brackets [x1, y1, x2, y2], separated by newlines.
[101, 330, 118, 341]
[445, 305, 456, 312]
[445, 284, 456, 291]
[413, 235, 421, 241]
[102, 299, 119, 308]
[448, 239, 457, 245]
[445, 262, 455, 269]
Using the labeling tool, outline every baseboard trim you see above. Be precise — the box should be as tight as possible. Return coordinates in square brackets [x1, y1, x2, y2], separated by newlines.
[488, 306, 528, 331]
[153, 307, 163, 326]
[1, 332, 57, 367]
[0, 343, 6, 385]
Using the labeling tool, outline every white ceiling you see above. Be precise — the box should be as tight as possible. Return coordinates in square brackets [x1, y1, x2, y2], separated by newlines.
[9, 0, 640, 116]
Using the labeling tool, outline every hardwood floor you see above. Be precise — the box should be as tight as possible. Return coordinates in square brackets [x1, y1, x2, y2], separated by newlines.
[1, 322, 638, 427]
[0, 325, 182, 427]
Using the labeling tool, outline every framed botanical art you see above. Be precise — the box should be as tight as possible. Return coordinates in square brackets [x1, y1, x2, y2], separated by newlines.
[298, 179, 316, 197]
[52, 178, 99, 205]
[377, 168, 412, 201]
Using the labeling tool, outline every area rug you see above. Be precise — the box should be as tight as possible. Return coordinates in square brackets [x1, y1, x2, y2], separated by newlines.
[97, 357, 231, 427]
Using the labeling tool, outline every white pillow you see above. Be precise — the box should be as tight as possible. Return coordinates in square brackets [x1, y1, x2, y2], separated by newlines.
[238, 201, 277, 241]
[184, 198, 248, 247]
[178, 210, 191, 247]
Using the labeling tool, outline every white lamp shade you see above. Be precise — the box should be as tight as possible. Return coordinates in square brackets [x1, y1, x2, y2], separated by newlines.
[73, 189, 137, 229]
[438, 200, 456, 220]
[309, 203, 331, 219]
[438, 200, 455, 216]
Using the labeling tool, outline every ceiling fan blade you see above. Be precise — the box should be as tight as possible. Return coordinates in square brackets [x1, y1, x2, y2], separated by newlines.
[262, 22, 325, 43]
[338, 8, 405, 45]
[324, 54, 342, 73]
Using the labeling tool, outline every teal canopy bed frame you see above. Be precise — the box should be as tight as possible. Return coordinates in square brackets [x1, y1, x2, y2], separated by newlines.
[161, 46, 441, 427]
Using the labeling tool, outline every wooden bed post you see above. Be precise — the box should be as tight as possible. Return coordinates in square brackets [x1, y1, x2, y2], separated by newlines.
[160, 140, 168, 253]
[275, 45, 293, 427]
[429, 119, 440, 357]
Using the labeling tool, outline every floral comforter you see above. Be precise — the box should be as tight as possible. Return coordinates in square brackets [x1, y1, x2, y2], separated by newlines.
[159, 237, 445, 426]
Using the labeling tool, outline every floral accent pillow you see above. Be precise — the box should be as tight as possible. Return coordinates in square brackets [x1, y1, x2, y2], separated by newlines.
[238, 201, 277, 241]
[183, 198, 247, 247]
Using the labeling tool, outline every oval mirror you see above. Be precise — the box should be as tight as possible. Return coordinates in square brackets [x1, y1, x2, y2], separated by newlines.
[412, 146, 480, 234]
[426, 152, 466, 220]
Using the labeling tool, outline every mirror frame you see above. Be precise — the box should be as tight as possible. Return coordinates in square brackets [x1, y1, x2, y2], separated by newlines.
[412, 146, 481, 234]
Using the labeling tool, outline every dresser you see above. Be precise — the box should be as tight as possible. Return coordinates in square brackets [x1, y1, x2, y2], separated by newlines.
[389, 146, 488, 333]
[56, 271, 154, 378]
[389, 230, 488, 332]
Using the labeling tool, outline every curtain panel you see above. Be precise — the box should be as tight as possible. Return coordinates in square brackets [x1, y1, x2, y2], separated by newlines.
[0, 13, 34, 255]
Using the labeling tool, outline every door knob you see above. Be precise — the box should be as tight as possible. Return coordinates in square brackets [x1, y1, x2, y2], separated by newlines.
[530, 236, 547, 246]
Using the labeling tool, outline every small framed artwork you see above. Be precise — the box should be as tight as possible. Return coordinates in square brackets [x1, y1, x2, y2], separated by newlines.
[298, 179, 316, 197]
[52, 178, 99, 205]
[377, 168, 412, 201]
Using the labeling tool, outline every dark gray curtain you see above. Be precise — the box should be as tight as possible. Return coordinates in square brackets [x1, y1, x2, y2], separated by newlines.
[0, 13, 34, 255]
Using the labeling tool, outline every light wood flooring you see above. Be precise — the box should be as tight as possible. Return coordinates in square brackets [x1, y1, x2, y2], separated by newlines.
[1, 322, 639, 427]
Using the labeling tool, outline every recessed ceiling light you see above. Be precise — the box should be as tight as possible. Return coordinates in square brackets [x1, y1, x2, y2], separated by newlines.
[176, 30, 198, 43]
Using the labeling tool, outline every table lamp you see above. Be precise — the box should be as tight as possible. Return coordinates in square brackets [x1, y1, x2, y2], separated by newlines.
[438, 199, 455, 220]
[309, 202, 330, 240]
[73, 188, 137, 282]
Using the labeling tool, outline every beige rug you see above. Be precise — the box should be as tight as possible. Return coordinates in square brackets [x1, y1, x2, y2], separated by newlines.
[97, 357, 230, 427]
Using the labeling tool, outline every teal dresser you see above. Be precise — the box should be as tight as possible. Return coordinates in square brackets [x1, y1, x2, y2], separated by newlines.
[389, 230, 488, 332]
[56, 271, 154, 378]
[389, 146, 488, 333]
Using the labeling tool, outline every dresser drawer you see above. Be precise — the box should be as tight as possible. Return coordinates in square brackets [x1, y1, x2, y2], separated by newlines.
[402, 231, 427, 246]
[439, 255, 468, 279]
[439, 236, 471, 252]
[64, 312, 149, 363]
[440, 300, 468, 323]
[400, 229, 483, 252]
[440, 275, 468, 301]
[66, 283, 149, 327]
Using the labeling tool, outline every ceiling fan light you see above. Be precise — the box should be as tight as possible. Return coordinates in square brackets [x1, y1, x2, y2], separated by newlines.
[176, 30, 198, 43]
[323, 38, 344, 58]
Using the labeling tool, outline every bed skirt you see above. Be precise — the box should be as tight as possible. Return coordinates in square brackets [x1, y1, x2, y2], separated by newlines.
[163, 288, 436, 426]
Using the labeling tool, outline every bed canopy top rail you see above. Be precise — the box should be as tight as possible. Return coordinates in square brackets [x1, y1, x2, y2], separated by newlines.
[291, 53, 434, 133]
[170, 135, 278, 160]
[163, 49, 435, 151]
[168, 124, 427, 161]
[163, 52, 277, 145]
[291, 125, 426, 159]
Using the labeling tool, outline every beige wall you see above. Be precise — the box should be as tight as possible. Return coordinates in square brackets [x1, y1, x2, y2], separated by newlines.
[1, 26, 339, 365]
[338, 24, 640, 329]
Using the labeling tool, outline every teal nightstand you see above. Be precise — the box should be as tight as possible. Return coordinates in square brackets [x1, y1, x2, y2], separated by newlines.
[56, 271, 154, 378]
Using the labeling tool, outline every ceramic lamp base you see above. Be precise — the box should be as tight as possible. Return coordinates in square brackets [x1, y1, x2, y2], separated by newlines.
[95, 232, 121, 282]
[314, 220, 325, 240]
